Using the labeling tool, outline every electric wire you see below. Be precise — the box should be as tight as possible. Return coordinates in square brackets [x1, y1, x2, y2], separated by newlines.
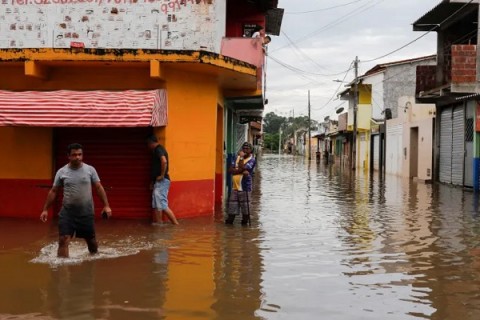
[281, 30, 332, 73]
[271, 0, 386, 53]
[268, 54, 354, 78]
[362, 0, 475, 63]
[268, 55, 328, 84]
[312, 61, 354, 112]
[286, 0, 365, 15]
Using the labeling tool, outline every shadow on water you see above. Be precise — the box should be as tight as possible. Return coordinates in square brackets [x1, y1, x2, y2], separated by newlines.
[3, 154, 480, 319]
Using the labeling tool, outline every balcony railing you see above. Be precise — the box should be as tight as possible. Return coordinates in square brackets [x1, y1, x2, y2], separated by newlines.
[221, 37, 265, 67]
[221, 37, 265, 90]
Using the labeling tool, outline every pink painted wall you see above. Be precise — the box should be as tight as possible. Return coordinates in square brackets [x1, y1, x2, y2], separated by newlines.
[221, 38, 264, 67]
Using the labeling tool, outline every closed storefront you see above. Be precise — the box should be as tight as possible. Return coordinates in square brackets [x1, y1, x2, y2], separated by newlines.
[0, 90, 167, 218]
[358, 133, 368, 170]
[385, 123, 402, 176]
[55, 127, 152, 219]
[372, 134, 380, 172]
[439, 105, 465, 186]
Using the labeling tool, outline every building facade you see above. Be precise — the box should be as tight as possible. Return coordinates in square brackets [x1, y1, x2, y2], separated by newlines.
[0, 0, 283, 218]
[413, 0, 480, 189]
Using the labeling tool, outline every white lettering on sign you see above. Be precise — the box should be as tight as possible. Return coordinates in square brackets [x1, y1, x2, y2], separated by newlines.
[0, 0, 224, 51]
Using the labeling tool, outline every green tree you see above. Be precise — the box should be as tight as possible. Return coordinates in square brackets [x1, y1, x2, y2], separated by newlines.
[263, 132, 280, 152]
[263, 112, 286, 134]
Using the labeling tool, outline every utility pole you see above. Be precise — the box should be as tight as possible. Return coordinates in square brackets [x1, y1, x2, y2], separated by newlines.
[308, 90, 311, 160]
[352, 56, 359, 171]
[278, 126, 282, 155]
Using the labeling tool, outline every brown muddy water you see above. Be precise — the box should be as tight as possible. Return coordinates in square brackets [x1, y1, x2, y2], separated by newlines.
[2, 154, 480, 320]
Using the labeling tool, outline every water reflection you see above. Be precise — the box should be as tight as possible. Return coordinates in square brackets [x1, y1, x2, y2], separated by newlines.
[3, 155, 480, 319]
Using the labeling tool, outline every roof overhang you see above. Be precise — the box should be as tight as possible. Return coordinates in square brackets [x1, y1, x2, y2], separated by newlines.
[413, 1, 478, 32]
[227, 95, 264, 110]
[0, 90, 167, 127]
[0, 48, 259, 91]
[226, 95, 265, 124]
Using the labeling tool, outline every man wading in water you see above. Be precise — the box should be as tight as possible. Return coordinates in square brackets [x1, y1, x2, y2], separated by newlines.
[40, 143, 112, 258]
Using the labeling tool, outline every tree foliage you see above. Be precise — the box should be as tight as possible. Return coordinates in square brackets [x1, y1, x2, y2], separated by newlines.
[262, 111, 319, 152]
[263, 133, 280, 152]
[263, 112, 286, 134]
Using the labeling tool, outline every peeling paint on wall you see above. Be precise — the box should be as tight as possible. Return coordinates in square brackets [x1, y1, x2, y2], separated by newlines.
[0, 0, 225, 51]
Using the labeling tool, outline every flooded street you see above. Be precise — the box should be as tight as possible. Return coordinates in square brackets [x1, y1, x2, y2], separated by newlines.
[2, 154, 480, 319]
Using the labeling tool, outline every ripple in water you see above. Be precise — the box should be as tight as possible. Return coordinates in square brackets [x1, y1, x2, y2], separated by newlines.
[30, 237, 156, 266]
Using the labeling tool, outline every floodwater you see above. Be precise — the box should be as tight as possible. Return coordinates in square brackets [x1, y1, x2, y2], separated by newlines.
[2, 154, 480, 319]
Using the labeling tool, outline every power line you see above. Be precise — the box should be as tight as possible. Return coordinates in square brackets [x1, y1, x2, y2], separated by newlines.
[281, 30, 331, 73]
[268, 54, 354, 77]
[362, 0, 475, 63]
[362, 28, 476, 85]
[268, 55, 328, 84]
[285, 0, 365, 15]
[312, 61, 354, 112]
[271, 0, 386, 53]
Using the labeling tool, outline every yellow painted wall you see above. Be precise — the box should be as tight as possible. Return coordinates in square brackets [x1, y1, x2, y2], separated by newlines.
[357, 104, 373, 130]
[0, 62, 221, 183]
[162, 68, 219, 182]
[0, 127, 52, 179]
[0, 64, 166, 91]
[359, 84, 372, 105]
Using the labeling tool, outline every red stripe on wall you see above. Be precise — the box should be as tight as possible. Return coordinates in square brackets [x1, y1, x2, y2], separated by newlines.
[0, 179, 52, 219]
[0, 178, 215, 219]
[215, 173, 223, 204]
[169, 179, 215, 218]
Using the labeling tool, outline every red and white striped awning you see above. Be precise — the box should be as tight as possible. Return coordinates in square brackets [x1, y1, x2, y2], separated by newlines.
[0, 90, 168, 127]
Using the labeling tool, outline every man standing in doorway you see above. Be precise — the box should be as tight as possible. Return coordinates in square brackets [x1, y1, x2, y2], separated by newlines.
[40, 143, 112, 258]
[147, 135, 179, 225]
[225, 142, 256, 226]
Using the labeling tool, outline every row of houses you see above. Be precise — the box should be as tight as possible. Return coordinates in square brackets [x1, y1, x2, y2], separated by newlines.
[314, 0, 480, 191]
[0, 0, 283, 219]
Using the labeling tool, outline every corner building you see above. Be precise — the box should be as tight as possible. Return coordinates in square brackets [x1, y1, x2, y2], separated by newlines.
[0, 0, 283, 218]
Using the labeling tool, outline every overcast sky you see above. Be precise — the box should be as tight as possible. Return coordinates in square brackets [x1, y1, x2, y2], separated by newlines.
[265, 0, 441, 122]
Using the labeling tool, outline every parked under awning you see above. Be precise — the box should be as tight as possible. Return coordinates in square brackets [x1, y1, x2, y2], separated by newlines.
[0, 89, 167, 127]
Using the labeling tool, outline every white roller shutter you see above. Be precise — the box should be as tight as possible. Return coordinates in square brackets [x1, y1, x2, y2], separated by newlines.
[373, 135, 380, 171]
[451, 106, 465, 185]
[439, 107, 453, 184]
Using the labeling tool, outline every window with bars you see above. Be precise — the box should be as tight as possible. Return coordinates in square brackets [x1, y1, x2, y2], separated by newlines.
[466, 118, 474, 142]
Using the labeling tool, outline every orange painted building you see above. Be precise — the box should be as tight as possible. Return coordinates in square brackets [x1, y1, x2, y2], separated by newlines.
[0, 1, 283, 219]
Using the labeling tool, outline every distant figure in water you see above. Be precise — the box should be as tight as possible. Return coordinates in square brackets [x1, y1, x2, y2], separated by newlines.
[40, 143, 112, 258]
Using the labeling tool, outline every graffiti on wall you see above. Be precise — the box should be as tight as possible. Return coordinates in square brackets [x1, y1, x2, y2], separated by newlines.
[0, 0, 221, 51]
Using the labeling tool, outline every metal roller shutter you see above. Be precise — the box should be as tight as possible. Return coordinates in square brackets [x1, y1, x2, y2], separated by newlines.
[54, 127, 152, 219]
[439, 107, 453, 184]
[451, 106, 465, 185]
[373, 135, 380, 171]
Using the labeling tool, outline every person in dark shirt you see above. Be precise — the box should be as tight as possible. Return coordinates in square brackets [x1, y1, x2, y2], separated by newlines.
[147, 135, 178, 225]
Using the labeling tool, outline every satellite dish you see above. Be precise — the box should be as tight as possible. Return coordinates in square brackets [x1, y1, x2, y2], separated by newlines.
[335, 106, 344, 114]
